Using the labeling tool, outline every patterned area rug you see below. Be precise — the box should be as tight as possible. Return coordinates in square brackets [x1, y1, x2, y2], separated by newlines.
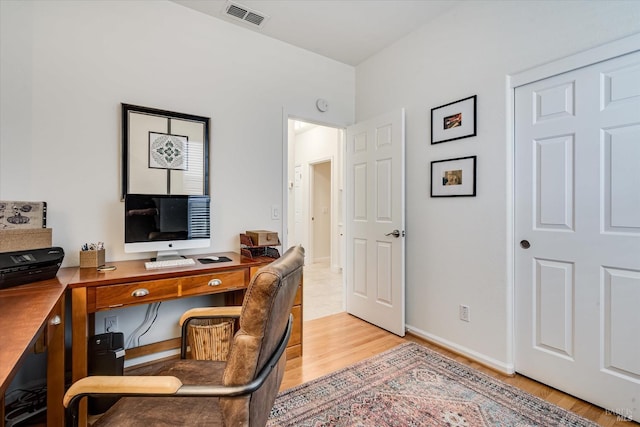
[268, 342, 598, 426]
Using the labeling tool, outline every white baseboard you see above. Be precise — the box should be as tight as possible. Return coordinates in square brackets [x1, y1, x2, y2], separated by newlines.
[406, 324, 515, 375]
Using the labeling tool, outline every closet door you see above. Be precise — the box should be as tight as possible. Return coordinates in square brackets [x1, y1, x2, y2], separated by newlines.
[515, 51, 640, 421]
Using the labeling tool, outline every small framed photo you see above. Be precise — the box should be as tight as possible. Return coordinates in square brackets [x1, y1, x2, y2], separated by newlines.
[431, 156, 476, 197]
[431, 95, 476, 144]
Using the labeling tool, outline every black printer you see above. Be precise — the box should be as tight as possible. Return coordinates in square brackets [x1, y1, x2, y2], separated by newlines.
[0, 247, 64, 289]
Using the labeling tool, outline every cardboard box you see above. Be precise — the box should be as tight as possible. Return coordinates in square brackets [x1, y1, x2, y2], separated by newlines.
[0, 228, 53, 252]
[245, 230, 279, 246]
[80, 249, 105, 268]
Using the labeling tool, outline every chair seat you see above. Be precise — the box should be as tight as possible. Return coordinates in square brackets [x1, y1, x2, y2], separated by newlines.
[93, 360, 227, 427]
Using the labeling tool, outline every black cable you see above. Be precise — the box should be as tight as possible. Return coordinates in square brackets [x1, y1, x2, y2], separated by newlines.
[4, 385, 47, 426]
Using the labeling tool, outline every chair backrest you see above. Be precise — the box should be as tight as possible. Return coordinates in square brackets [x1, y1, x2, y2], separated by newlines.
[220, 245, 304, 426]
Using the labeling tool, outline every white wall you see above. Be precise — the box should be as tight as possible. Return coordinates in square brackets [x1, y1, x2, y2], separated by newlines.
[0, 0, 353, 369]
[0, 0, 354, 267]
[356, 0, 640, 371]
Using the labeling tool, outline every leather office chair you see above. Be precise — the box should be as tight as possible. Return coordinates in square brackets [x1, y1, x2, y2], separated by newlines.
[64, 245, 304, 427]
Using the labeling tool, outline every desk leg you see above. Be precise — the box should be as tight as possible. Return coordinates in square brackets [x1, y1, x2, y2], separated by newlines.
[224, 289, 245, 306]
[71, 288, 88, 427]
[47, 294, 65, 427]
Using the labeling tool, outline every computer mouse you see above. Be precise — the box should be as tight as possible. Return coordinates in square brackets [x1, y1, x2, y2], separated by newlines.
[207, 256, 219, 261]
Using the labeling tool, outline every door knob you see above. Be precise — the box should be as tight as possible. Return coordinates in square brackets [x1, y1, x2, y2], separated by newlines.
[385, 230, 401, 238]
[520, 240, 531, 249]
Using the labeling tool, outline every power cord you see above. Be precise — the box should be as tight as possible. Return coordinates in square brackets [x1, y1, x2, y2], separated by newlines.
[4, 386, 47, 427]
[137, 302, 161, 346]
[125, 302, 162, 349]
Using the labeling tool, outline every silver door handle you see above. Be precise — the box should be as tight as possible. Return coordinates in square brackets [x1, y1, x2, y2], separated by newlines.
[385, 230, 401, 238]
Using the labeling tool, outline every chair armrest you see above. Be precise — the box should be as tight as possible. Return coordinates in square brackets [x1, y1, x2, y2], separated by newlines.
[178, 306, 242, 326]
[63, 376, 183, 426]
[63, 376, 183, 408]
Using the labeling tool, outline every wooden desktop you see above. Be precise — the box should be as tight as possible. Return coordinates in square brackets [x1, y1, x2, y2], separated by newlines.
[0, 269, 73, 427]
[66, 251, 302, 427]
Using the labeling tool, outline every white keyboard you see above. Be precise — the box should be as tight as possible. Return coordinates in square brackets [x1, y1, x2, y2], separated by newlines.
[144, 258, 196, 270]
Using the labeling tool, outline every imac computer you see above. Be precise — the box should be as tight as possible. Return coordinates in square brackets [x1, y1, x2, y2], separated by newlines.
[124, 194, 210, 261]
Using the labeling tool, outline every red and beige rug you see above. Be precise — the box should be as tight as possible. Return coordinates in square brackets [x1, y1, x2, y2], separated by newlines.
[268, 342, 599, 426]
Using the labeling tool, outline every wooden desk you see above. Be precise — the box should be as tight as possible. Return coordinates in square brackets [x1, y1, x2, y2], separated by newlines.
[0, 269, 72, 427]
[67, 252, 302, 426]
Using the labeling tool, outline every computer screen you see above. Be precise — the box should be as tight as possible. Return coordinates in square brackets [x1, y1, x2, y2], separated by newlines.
[124, 194, 210, 260]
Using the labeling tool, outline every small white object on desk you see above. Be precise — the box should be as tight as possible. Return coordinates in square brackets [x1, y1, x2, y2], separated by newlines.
[145, 258, 196, 270]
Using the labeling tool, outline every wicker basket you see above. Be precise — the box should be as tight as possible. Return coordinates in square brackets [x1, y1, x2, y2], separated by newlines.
[187, 318, 235, 361]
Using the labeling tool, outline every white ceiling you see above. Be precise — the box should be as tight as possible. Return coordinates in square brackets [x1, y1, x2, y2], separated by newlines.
[172, 0, 459, 66]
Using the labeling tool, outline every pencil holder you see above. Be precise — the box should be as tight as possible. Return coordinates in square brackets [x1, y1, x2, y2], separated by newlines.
[80, 249, 105, 268]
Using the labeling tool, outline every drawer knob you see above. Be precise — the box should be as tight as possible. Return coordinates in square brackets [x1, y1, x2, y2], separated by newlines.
[131, 288, 150, 297]
[50, 315, 62, 326]
[208, 279, 222, 287]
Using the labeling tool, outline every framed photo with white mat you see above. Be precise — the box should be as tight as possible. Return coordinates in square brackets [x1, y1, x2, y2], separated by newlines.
[430, 156, 476, 197]
[431, 95, 477, 144]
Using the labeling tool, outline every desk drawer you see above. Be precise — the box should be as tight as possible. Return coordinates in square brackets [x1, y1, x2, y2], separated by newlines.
[180, 270, 246, 297]
[95, 278, 178, 309]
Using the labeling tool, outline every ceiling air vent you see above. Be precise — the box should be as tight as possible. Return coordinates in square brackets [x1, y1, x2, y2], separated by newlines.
[224, 1, 269, 28]
[226, 4, 247, 20]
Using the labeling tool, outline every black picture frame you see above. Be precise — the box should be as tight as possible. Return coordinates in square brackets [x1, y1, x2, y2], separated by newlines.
[431, 95, 477, 144]
[122, 104, 210, 199]
[430, 155, 477, 197]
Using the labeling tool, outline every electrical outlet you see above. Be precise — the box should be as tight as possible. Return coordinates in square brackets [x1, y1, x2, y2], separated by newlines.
[105, 315, 118, 332]
[459, 305, 470, 322]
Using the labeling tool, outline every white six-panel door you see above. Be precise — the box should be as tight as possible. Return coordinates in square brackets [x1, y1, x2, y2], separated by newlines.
[515, 51, 640, 421]
[346, 109, 405, 336]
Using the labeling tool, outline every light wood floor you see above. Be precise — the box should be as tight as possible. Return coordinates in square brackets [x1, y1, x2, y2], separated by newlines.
[283, 312, 632, 427]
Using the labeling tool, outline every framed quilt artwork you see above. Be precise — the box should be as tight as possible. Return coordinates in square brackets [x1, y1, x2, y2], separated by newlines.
[122, 104, 210, 198]
[148, 132, 188, 170]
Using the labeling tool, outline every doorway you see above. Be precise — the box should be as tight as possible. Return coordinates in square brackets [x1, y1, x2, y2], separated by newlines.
[310, 160, 331, 263]
[287, 118, 345, 321]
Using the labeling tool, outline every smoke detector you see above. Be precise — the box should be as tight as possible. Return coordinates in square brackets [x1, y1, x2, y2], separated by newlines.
[223, 1, 269, 28]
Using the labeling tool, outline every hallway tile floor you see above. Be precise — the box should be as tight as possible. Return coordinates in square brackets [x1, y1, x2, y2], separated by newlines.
[303, 261, 343, 321]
